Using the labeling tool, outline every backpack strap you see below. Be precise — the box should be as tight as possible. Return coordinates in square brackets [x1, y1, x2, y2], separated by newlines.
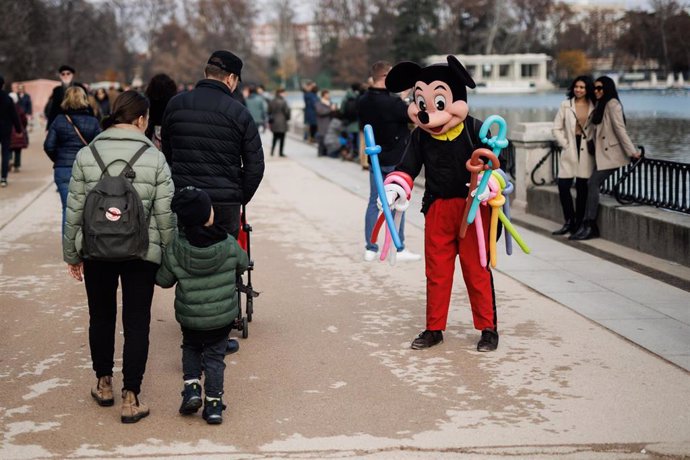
[120, 144, 150, 179]
[89, 143, 150, 179]
[89, 144, 109, 176]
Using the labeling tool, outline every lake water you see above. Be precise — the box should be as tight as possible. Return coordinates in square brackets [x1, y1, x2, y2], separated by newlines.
[289, 90, 690, 162]
[469, 90, 690, 162]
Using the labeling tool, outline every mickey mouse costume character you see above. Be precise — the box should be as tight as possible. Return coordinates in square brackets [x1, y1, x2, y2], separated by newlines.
[384, 55, 499, 352]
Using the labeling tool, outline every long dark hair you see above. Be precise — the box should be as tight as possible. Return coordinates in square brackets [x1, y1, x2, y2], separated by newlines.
[567, 75, 595, 103]
[592, 76, 623, 125]
[102, 90, 150, 130]
[144, 73, 177, 138]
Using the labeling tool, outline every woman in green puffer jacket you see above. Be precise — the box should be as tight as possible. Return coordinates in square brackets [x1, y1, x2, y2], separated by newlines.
[62, 91, 175, 424]
[155, 186, 248, 425]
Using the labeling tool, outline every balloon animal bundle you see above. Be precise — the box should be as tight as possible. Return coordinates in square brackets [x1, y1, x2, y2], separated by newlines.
[364, 114, 530, 267]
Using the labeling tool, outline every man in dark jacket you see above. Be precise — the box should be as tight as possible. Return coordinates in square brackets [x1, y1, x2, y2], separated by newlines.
[161, 50, 265, 238]
[0, 75, 22, 187]
[357, 61, 420, 262]
[161, 50, 264, 237]
[45, 65, 78, 128]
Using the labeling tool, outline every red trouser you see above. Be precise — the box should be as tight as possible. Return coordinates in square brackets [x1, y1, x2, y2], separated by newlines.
[424, 197, 496, 331]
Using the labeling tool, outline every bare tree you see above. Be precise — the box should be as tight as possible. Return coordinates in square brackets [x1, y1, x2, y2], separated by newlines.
[650, 0, 682, 72]
[273, 0, 299, 88]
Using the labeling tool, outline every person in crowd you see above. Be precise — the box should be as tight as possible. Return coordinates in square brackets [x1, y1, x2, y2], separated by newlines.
[83, 84, 101, 120]
[16, 84, 32, 127]
[63, 90, 175, 424]
[94, 88, 111, 120]
[246, 85, 267, 132]
[44, 86, 101, 231]
[144, 73, 177, 150]
[0, 75, 22, 187]
[551, 75, 596, 235]
[322, 113, 349, 159]
[46, 64, 80, 127]
[9, 93, 29, 173]
[303, 81, 318, 143]
[340, 82, 362, 154]
[156, 186, 248, 425]
[570, 76, 641, 241]
[161, 50, 265, 239]
[107, 85, 121, 106]
[357, 61, 420, 262]
[315, 89, 335, 157]
[267, 87, 291, 157]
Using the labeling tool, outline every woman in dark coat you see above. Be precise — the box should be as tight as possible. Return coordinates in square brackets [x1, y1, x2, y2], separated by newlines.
[267, 87, 291, 157]
[145, 74, 177, 149]
[44, 86, 101, 231]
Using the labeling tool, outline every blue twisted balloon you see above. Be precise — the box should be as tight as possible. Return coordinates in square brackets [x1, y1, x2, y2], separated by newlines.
[467, 115, 509, 224]
[363, 124, 403, 251]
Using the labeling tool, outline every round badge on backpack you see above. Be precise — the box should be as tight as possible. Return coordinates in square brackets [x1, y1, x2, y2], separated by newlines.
[106, 207, 122, 222]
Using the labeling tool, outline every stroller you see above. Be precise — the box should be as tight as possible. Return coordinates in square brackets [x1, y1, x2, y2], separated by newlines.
[232, 205, 258, 340]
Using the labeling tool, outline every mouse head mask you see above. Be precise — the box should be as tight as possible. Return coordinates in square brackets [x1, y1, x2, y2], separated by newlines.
[386, 55, 476, 136]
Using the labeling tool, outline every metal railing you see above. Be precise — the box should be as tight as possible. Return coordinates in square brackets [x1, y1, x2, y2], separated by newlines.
[531, 143, 690, 214]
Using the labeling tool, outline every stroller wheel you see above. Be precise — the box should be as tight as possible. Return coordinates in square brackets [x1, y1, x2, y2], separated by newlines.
[242, 317, 248, 339]
[247, 298, 253, 322]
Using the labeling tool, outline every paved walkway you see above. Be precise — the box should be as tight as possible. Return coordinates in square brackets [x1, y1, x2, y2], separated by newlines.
[283, 133, 690, 372]
[0, 128, 689, 459]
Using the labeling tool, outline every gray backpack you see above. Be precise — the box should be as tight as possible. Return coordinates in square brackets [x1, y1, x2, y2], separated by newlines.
[82, 143, 149, 261]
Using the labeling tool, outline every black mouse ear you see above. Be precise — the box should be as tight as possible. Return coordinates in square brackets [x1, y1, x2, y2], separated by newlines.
[385, 61, 422, 93]
[447, 55, 476, 89]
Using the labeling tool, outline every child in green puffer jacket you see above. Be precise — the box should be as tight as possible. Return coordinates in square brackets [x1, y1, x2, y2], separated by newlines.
[156, 186, 248, 425]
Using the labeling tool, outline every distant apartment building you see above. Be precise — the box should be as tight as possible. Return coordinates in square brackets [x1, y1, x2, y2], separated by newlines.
[251, 22, 320, 58]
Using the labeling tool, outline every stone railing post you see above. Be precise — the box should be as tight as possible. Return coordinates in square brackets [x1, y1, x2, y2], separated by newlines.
[509, 122, 556, 208]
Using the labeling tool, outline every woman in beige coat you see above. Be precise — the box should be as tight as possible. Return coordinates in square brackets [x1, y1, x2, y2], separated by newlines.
[570, 76, 641, 240]
[551, 76, 595, 235]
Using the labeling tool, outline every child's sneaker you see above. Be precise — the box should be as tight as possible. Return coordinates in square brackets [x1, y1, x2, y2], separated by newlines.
[202, 398, 226, 425]
[179, 382, 202, 415]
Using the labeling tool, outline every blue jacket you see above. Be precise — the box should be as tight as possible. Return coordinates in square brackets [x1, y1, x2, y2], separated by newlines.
[44, 110, 101, 168]
[303, 91, 318, 125]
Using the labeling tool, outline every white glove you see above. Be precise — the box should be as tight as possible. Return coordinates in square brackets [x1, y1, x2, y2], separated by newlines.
[378, 183, 407, 211]
[471, 185, 491, 202]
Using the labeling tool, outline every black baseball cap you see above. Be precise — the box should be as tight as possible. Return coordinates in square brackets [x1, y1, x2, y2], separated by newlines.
[207, 50, 242, 81]
[58, 64, 75, 74]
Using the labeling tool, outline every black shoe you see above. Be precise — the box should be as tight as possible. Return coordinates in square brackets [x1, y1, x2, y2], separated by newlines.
[552, 219, 576, 235]
[225, 339, 239, 355]
[569, 220, 599, 240]
[477, 328, 499, 352]
[179, 382, 202, 415]
[279, 153, 286, 157]
[410, 330, 443, 350]
[202, 398, 226, 425]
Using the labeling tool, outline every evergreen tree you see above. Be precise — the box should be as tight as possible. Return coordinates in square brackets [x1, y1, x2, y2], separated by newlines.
[393, 0, 439, 63]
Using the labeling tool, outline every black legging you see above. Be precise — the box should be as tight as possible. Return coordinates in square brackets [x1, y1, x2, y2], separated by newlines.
[271, 132, 286, 156]
[557, 177, 588, 224]
[84, 259, 158, 395]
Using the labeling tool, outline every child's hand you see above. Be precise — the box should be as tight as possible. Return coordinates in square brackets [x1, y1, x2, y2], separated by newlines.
[67, 263, 84, 282]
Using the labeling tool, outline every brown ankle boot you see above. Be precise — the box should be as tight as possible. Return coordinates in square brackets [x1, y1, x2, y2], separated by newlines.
[121, 390, 149, 423]
[91, 376, 114, 406]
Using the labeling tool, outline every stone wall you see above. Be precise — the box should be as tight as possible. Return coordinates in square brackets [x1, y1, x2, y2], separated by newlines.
[511, 122, 690, 267]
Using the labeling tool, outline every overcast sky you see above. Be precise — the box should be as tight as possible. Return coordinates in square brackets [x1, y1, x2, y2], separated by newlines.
[280, 0, 652, 23]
